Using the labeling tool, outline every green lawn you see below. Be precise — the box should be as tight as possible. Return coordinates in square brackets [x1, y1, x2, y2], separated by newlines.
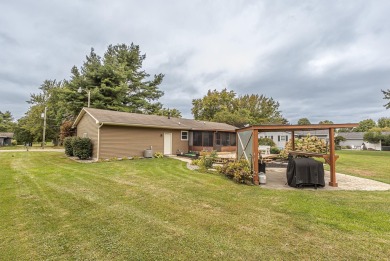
[1, 152, 389, 260]
[326, 150, 390, 184]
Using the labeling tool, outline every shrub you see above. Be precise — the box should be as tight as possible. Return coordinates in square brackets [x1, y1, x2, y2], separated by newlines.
[64, 137, 75, 156]
[73, 137, 93, 160]
[279, 134, 329, 159]
[191, 159, 201, 166]
[335, 136, 346, 145]
[270, 147, 280, 154]
[259, 137, 276, 147]
[11, 140, 17, 146]
[218, 160, 252, 184]
[154, 152, 164, 158]
[382, 134, 390, 146]
[194, 150, 218, 169]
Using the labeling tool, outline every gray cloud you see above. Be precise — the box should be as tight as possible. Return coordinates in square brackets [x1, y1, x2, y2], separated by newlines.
[0, 0, 389, 123]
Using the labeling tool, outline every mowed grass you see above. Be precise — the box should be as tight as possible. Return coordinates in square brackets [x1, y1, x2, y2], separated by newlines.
[324, 150, 390, 184]
[1, 152, 389, 260]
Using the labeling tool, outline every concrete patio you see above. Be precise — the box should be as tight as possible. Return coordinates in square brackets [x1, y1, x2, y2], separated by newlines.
[171, 155, 390, 191]
[258, 167, 390, 191]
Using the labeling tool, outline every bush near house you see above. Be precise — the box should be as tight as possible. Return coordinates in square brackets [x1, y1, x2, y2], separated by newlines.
[218, 160, 252, 184]
[72, 137, 93, 160]
[193, 150, 218, 169]
[64, 137, 92, 160]
[64, 137, 75, 156]
[153, 152, 164, 158]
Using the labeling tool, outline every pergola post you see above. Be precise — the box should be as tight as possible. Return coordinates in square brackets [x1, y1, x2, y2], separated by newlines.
[328, 128, 338, 187]
[291, 130, 295, 151]
[253, 129, 259, 185]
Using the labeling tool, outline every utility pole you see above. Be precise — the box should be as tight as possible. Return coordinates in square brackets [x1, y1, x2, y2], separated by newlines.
[87, 90, 91, 108]
[78, 87, 91, 107]
[42, 106, 47, 149]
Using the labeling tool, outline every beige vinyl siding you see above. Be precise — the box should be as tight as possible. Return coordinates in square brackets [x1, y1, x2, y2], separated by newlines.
[76, 113, 99, 159]
[99, 125, 188, 159]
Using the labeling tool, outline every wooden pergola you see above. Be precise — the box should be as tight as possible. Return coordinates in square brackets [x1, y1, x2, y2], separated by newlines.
[236, 123, 358, 187]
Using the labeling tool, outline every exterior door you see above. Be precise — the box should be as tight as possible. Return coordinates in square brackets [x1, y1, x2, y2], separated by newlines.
[164, 133, 173, 155]
[214, 132, 222, 152]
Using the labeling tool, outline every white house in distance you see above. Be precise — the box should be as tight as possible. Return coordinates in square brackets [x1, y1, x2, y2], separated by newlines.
[258, 131, 290, 149]
[337, 132, 385, 150]
[259, 130, 329, 149]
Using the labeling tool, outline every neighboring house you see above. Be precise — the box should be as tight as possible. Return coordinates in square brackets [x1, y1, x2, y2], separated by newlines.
[259, 130, 329, 149]
[258, 131, 290, 149]
[337, 132, 383, 150]
[72, 108, 237, 160]
[295, 130, 329, 140]
[0, 132, 14, 146]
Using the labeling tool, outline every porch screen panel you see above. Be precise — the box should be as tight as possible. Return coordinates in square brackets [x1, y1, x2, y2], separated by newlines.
[237, 130, 253, 168]
[230, 133, 236, 146]
[203, 132, 213, 146]
[193, 132, 202, 146]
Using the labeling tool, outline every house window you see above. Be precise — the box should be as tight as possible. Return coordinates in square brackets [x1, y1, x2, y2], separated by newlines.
[280, 136, 286, 141]
[181, 131, 188, 141]
[83, 132, 88, 138]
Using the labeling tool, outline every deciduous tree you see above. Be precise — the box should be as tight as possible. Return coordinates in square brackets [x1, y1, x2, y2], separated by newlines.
[192, 89, 287, 127]
[297, 118, 311, 125]
[192, 89, 235, 121]
[319, 120, 334, 124]
[355, 119, 376, 132]
[377, 117, 390, 128]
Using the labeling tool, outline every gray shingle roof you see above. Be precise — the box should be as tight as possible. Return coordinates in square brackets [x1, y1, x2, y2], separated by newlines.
[74, 108, 237, 132]
[0, 132, 14, 138]
[295, 130, 329, 136]
[337, 132, 364, 139]
[338, 131, 390, 140]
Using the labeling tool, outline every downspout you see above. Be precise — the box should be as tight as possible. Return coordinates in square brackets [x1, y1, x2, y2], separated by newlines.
[97, 123, 103, 160]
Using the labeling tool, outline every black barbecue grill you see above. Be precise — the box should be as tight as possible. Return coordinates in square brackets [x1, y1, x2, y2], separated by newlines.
[286, 154, 325, 188]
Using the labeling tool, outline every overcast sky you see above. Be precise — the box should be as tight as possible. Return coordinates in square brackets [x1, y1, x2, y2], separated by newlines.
[1, 0, 389, 124]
